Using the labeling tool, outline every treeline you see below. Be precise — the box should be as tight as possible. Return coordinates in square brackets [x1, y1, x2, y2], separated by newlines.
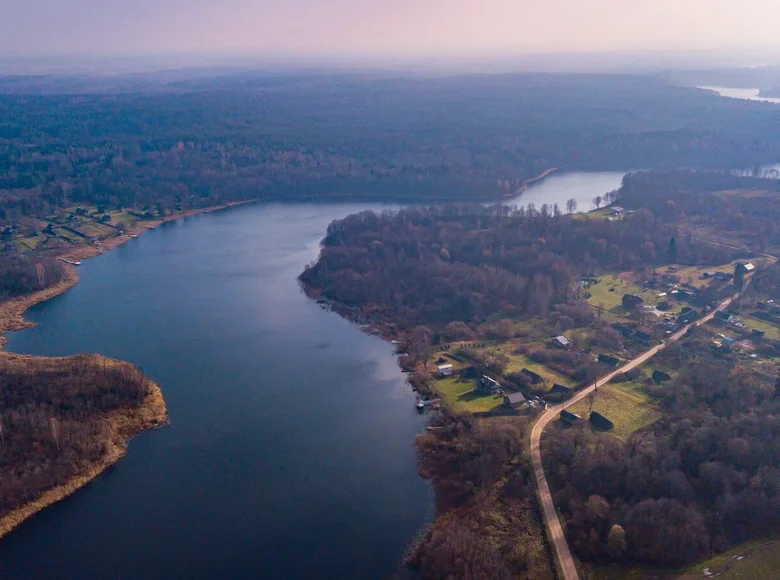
[618, 170, 780, 252]
[408, 411, 554, 579]
[0, 354, 161, 520]
[4, 73, 780, 222]
[300, 205, 737, 327]
[0, 254, 64, 299]
[542, 333, 780, 567]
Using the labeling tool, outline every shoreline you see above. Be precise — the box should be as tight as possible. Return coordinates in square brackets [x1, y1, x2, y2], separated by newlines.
[0, 202, 250, 539]
[0, 199, 255, 349]
[0, 353, 169, 540]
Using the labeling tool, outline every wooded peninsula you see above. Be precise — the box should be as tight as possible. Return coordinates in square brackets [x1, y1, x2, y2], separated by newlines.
[301, 169, 780, 579]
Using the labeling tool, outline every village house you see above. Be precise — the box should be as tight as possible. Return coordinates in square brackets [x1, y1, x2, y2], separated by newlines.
[622, 293, 644, 310]
[737, 262, 756, 273]
[561, 409, 582, 425]
[550, 335, 570, 349]
[598, 353, 620, 367]
[547, 383, 573, 402]
[652, 370, 672, 383]
[476, 375, 501, 394]
[520, 368, 543, 384]
[503, 392, 527, 410]
[590, 411, 615, 431]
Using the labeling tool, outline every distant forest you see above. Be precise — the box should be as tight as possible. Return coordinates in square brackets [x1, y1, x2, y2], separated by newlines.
[3, 72, 780, 222]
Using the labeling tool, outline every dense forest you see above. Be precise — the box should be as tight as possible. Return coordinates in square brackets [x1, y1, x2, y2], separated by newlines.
[300, 205, 738, 328]
[3, 72, 780, 223]
[0, 353, 166, 529]
[0, 254, 64, 299]
[617, 170, 780, 252]
[542, 330, 780, 567]
[409, 411, 554, 579]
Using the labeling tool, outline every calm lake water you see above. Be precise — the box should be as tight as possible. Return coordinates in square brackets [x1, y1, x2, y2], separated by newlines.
[505, 170, 627, 213]
[0, 203, 433, 580]
[698, 86, 780, 104]
[0, 172, 627, 579]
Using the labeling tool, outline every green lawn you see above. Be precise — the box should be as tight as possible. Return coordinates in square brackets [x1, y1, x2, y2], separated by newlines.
[591, 538, 780, 580]
[502, 352, 571, 386]
[586, 274, 679, 315]
[566, 381, 660, 441]
[741, 314, 780, 340]
[434, 376, 504, 413]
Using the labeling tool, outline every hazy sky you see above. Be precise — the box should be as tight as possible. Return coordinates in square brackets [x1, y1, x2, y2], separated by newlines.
[3, 0, 780, 58]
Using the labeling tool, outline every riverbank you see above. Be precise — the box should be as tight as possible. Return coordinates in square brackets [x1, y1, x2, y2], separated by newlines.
[0, 200, 255, 348]
[0, 353, 168, 540]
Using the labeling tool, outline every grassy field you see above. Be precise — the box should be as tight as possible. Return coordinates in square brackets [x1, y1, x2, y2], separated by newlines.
[586, 274, 680, 315]
[434, 376, 504, 413]
[77, 220, 119, 239]
[502, 352, 571, 386]
[741, 314, 780, 340]
[565, 381, 660, 441]
[590, 538, 780, 580]
[668, 262, 735, 288]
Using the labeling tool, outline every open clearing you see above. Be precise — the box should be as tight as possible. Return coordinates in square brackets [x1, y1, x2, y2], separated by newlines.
[586, 274, 682, 315]
[565, 380, 660, 441]
[434, 376, 503, 413]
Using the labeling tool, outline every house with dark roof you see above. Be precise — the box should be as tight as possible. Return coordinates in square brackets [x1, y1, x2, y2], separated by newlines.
[547, 383, 573, 402]
[476, 375, 501, 394]
[622, 294, 644, 310]
[598, 353, 620, 367]
[561, 409, 582, 425]
[589, 411, 614, 431]
[520, 368, 543, 384]
[633, 330, 653, 344]
[652, 370, 672, 383]
[503, 392, 527, 409]
[714, 310, 731, 322]
[714, 272, 733, 282]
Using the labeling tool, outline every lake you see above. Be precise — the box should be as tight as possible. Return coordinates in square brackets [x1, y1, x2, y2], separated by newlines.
[0, 171, 629, 579]
[505, 170, 627, 213]
[0, 203, 433, 580]
[698, 86, 780, 104]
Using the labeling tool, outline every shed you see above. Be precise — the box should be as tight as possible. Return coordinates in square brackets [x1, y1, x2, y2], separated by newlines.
[520, 368, 543, 384]
[561, 409, 582, 425]
[589, 411, 615, 431]
[598, 354, 620, 367]
[551, 335, 570, 349]
[714, 272, 733, 282]
[652, 370, 672, 383]
[437, 364, 454, 377]
[679, 310, 699, 325]
[714, 310, 731, 322]
[503, 392, 527, 409]
[737, 262, 756, 272]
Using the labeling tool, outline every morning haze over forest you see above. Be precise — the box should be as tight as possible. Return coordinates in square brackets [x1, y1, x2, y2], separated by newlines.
[3, 1, 780, 580]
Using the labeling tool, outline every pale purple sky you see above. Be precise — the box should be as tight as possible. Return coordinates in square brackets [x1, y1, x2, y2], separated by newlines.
[2, 0, 780, 58]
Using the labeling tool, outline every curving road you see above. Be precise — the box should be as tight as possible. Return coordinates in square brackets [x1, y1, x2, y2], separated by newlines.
[530, 287, 749, 580]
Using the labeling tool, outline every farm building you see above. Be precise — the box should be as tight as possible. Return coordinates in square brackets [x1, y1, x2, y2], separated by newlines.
[737, 262, 756, 272]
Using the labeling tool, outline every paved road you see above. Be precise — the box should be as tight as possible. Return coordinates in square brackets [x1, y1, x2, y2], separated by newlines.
[530, 287, 748, 580]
